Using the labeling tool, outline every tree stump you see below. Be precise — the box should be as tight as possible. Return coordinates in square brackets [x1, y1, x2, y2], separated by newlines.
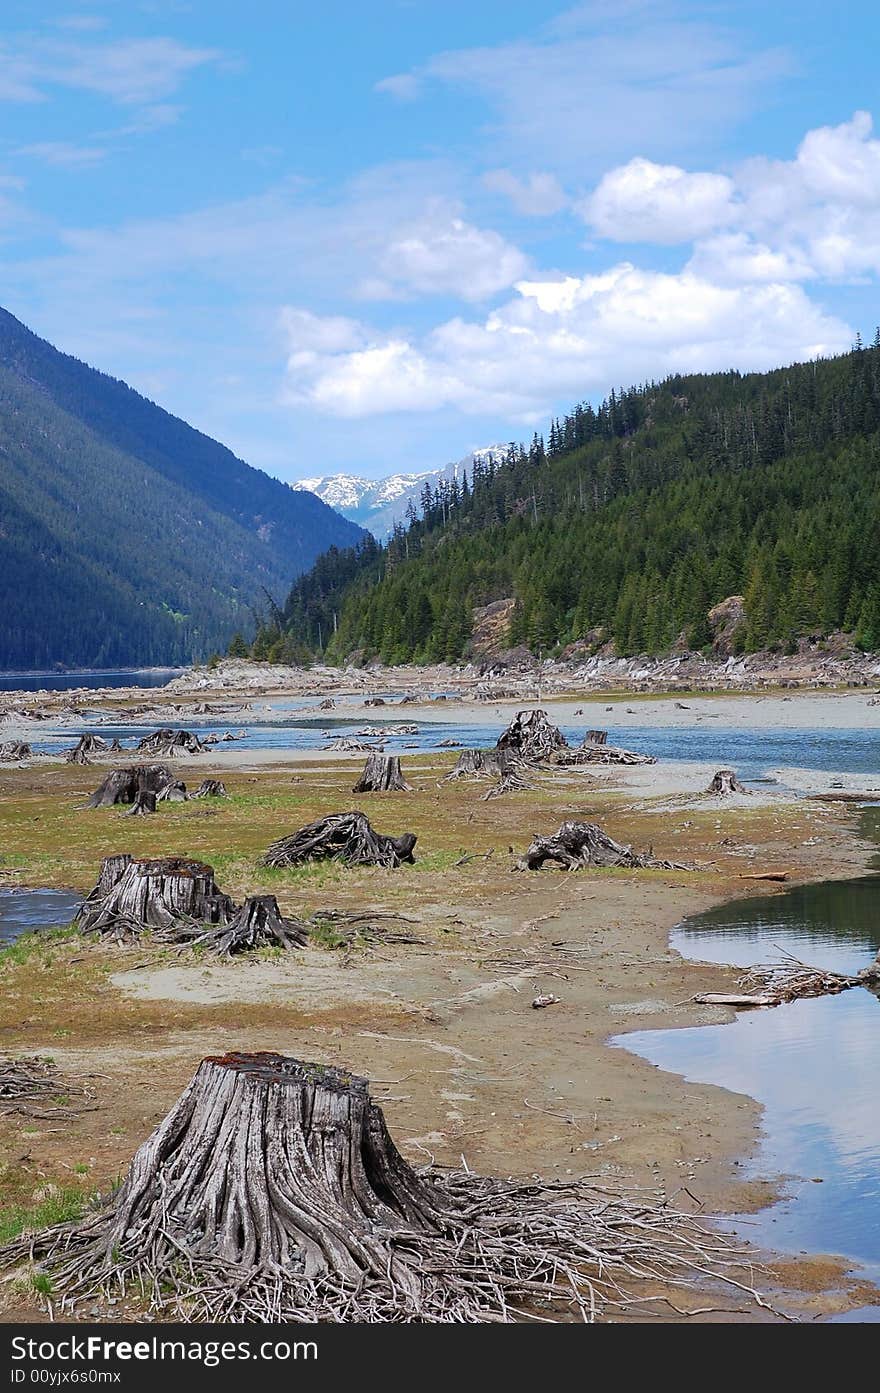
[495, 709, 568, 763]
[156, 780, 188, 803]
[0, 741, 31, 762]
[352, 753, 411, 793]
[318, 697, 335, 710]
[168, 896, 309, 955]
[65, 734, 108, 764]
[706, 769, 749, 795]
[517, 820, 686, 872]
[85, 765, 171, 808]
[0, 1050, 762, 1322]
[137, 728, 203, 756]
[584, 729, 608, 745]
[75, 855, 233, 942]
[191, 779, 227, 798]
[264, 812, 416, 868]
[126, 790, 156, 816]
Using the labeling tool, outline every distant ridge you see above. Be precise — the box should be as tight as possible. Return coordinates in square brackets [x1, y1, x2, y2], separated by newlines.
[0, 306, 363, 669]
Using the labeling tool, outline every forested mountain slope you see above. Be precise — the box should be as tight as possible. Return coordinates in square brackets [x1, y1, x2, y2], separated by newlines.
[0, 307, 362, 668]
[254, 342, 880, 664]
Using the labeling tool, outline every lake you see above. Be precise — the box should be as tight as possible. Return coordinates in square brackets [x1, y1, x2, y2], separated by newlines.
[0, 669, 183, 693]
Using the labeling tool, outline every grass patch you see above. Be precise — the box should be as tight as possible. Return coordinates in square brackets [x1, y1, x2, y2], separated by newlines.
[0, 1186, 92, 1244]
[0, 925, 78, 968]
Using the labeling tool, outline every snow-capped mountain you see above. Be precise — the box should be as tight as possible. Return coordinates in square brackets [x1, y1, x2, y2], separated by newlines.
[294, 445, 508, 538]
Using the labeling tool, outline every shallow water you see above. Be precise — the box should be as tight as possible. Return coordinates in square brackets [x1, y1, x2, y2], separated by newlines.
[619, 818, 880, 1284]
[0, 888, 83, 947]
[25, 707, 880, 782]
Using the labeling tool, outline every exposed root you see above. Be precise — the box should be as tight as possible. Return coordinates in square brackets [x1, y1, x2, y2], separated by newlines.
[0, 1053, 770, 1323]
[516, 820, 690, 872]
[0, 1056, 95, 1119]
[263, 811, 417, 869]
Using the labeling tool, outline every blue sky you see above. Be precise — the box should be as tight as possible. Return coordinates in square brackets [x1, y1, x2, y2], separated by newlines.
[1, 1, 879, 482]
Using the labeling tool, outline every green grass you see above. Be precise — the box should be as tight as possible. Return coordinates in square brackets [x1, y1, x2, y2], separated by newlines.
[0, 925, 78, 968]
[0, 1187, 92, 1244]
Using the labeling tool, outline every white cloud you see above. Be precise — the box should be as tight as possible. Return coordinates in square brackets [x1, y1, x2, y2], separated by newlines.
[281, 264, 850, 419]
[376, 11, 789, 174]
[582, 157, 737, 243]
[482, 169, 568, 217]
[374, 73, 421, 102]
[16, 141, 107, 168]
[376, 207, 529, 301]
[0, 33, 220, 107]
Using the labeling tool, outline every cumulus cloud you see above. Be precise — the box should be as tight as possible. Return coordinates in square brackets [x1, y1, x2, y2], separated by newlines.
[482, 169, 568, 217]
[375, 207, 529, 301]
[281, 264, 850, 419]
[582, 157, 737, 243]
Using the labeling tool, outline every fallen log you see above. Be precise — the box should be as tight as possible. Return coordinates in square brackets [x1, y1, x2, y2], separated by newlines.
[564, 741, 656, 766]
[0, 1050, 772, 1322]
[517, 820, 688, 872]
[706, 769, 750, 795]
[740, 871, 789, 882]
[264, 811, 416, 869]
[694, 993, 778, 1008]
[352, 753, 411, 793]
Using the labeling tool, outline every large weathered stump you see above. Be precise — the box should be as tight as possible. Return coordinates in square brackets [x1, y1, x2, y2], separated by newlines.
[352, 753, 411, 793]
[0, 741, 31, 762]
[496, 709, 568, 763]
[75, 855, 233, 942]
[85, 764, 171, 808]
[0, 1051, 765, 1322]
[264, 812, 416, 868]
[126, 790, 156, 816]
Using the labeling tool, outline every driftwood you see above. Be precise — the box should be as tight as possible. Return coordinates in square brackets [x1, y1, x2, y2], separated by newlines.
[517, 821, 687, 872]
[167, 895, 309, 956]
[85, 764, 171, 809]
[75, 855, 233, 944]
[126, 790, 157, 816]
[496, 708, 568, 763]
[740, 871, 789, 882]
[264, 812, 416, 869]
[364, 696, 386, 706]
[568, 738, 656, 766]
[352, 753, 411, 793]
[706, 769, 749, 795]
[137, 728, 203, 757]
[0, 1051, 772, 1322]
[191, 779, 227, 799]
[0, 1055, 94, 1119]
[694, 993, 777, 1008]
[0, 741, 31, 761]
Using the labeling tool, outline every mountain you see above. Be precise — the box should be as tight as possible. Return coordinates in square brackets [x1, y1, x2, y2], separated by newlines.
[293, 446, 508, 538]
[252, 342, 880, 665]
[0, 305, 363, 670]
